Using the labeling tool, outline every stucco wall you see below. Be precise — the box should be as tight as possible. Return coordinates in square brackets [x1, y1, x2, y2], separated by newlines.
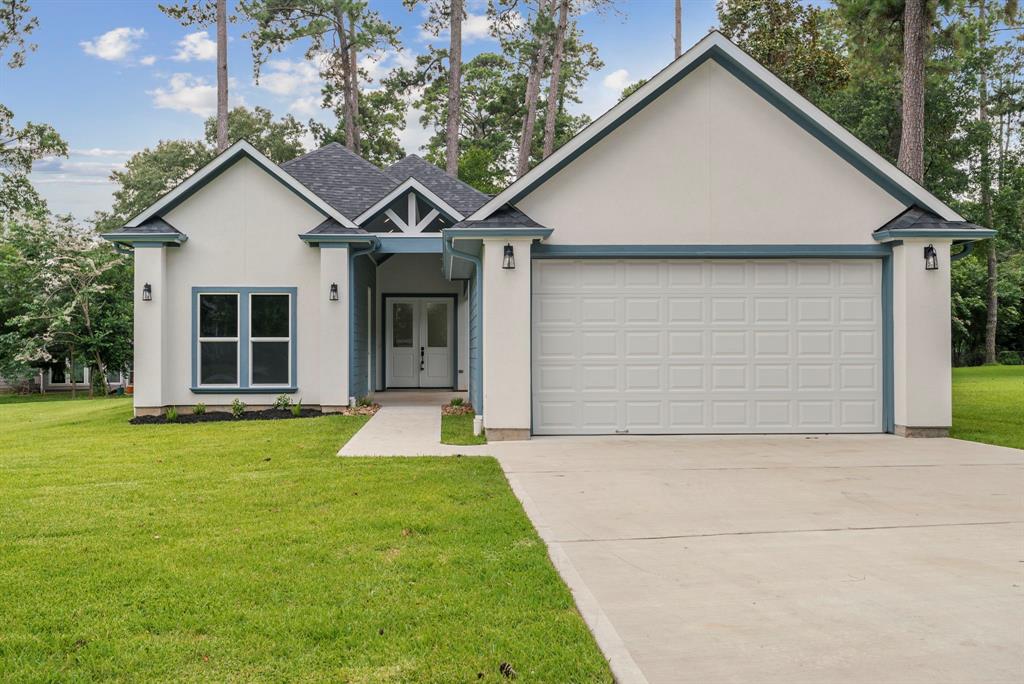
[157, 157, 330, 407]
[516, 59, 904, 245]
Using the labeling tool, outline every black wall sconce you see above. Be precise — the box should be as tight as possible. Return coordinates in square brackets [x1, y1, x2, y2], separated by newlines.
[502, 243, 515, 270]
[924, 244, 938, 271]
[329, 283, 339, 301]
[142, 283, 152, 301]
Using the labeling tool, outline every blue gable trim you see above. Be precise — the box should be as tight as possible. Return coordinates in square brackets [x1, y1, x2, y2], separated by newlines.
[376, 236, 444, 253]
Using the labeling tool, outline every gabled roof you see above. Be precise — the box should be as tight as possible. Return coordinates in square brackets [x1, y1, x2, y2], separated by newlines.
[384, 154, 490, 217]
[124, 140, 356, 228]
[282, 142, 398, 219]
[304, 218, 370, 235]
[354, 177, 468, 225]
[101, 217, 188, 245]
[469, 31, 964, 223]
[449, 205, 545, 230]
[873, 206, 995, 242]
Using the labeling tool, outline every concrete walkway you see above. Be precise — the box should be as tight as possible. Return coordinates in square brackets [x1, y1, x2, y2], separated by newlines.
[338, 391, 488, 456]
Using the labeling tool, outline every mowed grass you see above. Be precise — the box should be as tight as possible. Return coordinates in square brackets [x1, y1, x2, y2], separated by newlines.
[0, 397, 611, 682]
[952, 365, 1024, 450]
[441, 413, 487, 446]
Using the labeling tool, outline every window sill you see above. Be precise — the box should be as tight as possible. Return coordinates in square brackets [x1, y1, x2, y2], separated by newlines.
[190, 386, 298, 395]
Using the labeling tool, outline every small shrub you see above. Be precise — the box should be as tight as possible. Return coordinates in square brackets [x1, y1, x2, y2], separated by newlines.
[192, 402, 206, 415]
[291, 402, 302, 417]
[231, 399, 246, 419]
[450, 397, 465, 407]
[273, 394, 293, 409]
[356, 396, 373, 407]
[997, 350, 1022, 366]
[165, 406, 178, 422]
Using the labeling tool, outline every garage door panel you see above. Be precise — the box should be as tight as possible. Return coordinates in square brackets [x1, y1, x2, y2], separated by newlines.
[533, 259, 883, 434]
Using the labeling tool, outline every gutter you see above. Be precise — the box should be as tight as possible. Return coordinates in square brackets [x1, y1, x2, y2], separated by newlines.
[951, 241, 974, 262]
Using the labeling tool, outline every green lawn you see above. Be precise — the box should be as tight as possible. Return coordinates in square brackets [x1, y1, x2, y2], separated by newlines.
[0, 397, 610, 682]
[441, 413, 487, 446]
[952, 365, 1024, 450]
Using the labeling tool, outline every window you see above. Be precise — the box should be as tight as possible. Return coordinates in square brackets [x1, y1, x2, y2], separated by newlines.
[194, 288, 296, 390]
[49, 360, 87, 385]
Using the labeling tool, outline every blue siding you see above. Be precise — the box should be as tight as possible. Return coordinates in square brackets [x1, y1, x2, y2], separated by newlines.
[349, 255, 376, 399]
[468, 277, 482, 412]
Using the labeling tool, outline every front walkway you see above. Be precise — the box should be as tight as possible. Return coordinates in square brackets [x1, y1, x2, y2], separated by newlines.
[338, 390, 489, 456]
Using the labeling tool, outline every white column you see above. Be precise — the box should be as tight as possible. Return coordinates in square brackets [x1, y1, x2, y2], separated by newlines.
[319, 246, 350, 411]
[892, 239, 952, 436]
[133, 246, 166, 415]
[481, 238, 532, 440]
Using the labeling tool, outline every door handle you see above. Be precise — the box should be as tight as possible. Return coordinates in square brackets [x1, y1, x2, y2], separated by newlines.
[420, 346, 425, 371]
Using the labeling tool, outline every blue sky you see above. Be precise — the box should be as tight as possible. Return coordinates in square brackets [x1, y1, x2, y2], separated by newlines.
[7, 0, 724, 219]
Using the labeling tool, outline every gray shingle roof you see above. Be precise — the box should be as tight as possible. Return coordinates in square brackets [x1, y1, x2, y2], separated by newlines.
[305, 218, 369, 235]
[282, 143, 398, 219]
[876, 206, 987, 233]
[449, 205, 545, 230]
[107, 217, 184, 236]
[384, 155, 490, 217]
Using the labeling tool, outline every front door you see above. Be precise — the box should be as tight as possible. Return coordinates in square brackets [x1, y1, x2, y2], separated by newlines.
[386, 298, 452, 388]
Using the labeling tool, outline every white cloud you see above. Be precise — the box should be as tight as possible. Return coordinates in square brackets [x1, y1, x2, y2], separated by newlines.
[80, 27, 146, 61]
[173, 30, 217, 61]
[289, 95, 321, 117]
[139, 55, 157, 66]
[149, 73, 245, 117]
[420, 12, 511, 43]
[602, 68, 634, 92]
[258, 59, 321, 96]
[71, 147, 136, 158]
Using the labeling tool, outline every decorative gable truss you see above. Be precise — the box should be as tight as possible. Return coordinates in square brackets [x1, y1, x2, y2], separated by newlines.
[355, 178, 465, 233]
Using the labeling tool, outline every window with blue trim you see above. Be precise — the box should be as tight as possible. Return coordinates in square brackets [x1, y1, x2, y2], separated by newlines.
[193, 287, 297, 390]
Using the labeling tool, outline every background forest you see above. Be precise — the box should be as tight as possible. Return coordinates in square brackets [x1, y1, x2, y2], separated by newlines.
[1, 0, 1021, 393]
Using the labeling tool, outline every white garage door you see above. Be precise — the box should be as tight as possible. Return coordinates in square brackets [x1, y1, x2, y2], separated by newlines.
[532, 259, 883, 435]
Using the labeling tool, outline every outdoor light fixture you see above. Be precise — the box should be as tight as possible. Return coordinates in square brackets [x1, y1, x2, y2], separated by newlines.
[142, 283, 152, 301]
[924, 244, 939, 271]
[502, 243, 516, 270]
[329, 283, 339, 301]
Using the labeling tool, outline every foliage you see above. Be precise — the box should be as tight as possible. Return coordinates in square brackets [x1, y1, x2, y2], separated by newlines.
[0, 0, 37, 68]
[192, 402, 207, 415]
[449, 396, 464, 407]
[997, 350, 1022, 364]
[310, 78, 408, 166]
[273, 393, 292, 409]
[0, 103, 67, 218]
[165, 406, 178, 422]
[231, 398, 246, 418]
[290, 401, 301, 417]
[204, 106, 307, 163]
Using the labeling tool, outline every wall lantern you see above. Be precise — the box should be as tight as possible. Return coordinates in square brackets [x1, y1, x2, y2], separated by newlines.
[329, 283, 339, 301]
[502, 243, 516, 270]
[924, 244, 938, 271]
[142, 283, 152, 301]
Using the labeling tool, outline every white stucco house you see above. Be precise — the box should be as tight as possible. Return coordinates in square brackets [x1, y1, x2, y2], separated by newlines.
[103, 32, 992, 439]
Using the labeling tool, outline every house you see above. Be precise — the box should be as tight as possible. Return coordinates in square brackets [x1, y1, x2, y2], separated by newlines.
[102, 32, 992, 439]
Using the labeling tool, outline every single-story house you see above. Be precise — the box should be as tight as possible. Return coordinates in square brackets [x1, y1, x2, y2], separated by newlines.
[103, 32, 993, 439]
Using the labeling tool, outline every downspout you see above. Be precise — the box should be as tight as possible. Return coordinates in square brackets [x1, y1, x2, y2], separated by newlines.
[348, 238, 379, 404]
[950, 241, 973, 261]
[446, 235, 483, 418]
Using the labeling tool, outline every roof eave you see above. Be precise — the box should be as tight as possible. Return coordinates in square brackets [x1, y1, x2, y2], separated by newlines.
[873, 228, 996, 242]
[100, 232, 188, 246]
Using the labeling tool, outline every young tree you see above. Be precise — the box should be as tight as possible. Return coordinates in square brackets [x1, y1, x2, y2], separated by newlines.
[159, 0, 232, 152]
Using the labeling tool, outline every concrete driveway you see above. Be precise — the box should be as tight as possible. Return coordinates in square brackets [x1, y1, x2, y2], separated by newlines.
[489, 435, 1024, 684]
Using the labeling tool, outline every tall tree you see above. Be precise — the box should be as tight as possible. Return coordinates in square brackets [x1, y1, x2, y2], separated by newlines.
[898, 0, 927, 182]
[243, 0, 400, 155]
[446, 0, 463, 174]
[204, 105, 308, 162]
[159, 0, 232, 153]
[675, 0, 682, 59]
[512, 0, 556, 176]
[542, 0, 569, 159]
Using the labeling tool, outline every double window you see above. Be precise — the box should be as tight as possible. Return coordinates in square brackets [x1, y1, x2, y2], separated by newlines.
[194, 288, 296, 390]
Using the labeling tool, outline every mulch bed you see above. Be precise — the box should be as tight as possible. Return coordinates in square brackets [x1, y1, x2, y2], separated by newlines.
[442, 403, 475, 416]
[130, 404, 379, 425]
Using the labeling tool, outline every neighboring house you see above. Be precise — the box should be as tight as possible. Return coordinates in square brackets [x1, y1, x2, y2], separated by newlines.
[0, 361, 128, 393]
[103, 32, 992, 439]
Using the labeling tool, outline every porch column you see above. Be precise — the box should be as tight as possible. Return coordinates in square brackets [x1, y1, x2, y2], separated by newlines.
[891, 239, 952, 436]
[481, 237, 532, 440]
[319, 246, 350, 411]
[133, 246, 166, 415]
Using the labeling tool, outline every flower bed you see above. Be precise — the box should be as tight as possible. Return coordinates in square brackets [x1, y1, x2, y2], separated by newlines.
[130, 404, 378, 425]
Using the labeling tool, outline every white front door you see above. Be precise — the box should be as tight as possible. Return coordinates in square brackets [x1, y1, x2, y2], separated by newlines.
[386, 298, 452, 388]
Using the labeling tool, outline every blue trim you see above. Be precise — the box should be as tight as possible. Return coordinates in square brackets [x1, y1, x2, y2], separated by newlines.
[443, 228, 554, 239]
[103, 234, 187, 247]
[300, 234, 377, 247]
[881, 253, 894, 433]
[873, 228, 996, 241]
[532, 244, 893, 259]
[191, 286, 298, 394]
[376, 236, 443, 254]
[348, 244, 375, 398]
[446, 238, 483, 413]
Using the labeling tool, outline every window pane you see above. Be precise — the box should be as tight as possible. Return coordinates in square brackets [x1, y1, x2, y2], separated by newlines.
[252, 341, 289, 385]
[251, 294, 290, 338]
[72, 362, 86, 384]
[393, 302, 413, 348]
[50, 365, 66, 384]
[200, 341, 238, 384]
[200, 294, 237, 337]
[426, 302, 447, 347]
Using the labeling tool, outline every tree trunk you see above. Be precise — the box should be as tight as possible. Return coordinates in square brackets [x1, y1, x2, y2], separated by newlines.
[516, 0, 555, 177]
[446, 0, 463, 175]
[348, 14, 362, 155]
[215, 0, 229, 152]
[978, 0, 998, 363]
[332, 4, 356, 151]
[542, 0, 569, 160]
[674, 0, 682, 59]
[897, 0, 926, 183]
[69, 353, 77, 399]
